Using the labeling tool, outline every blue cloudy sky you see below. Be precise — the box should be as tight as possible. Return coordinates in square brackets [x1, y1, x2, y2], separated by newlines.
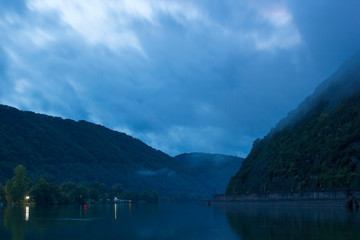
[0, 0, 359, 157]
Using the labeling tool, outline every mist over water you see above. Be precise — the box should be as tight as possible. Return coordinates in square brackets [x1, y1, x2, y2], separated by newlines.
[1, 203, 360, 239]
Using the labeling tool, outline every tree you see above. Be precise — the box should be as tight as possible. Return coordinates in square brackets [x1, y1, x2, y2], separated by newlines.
[0, 183, 5, 203]
[5, 165, 30, 204]
[77, 184, 88, 204]
[120, 190, 140, 202]
[30, 178, 60, 205]
[60, 182, 88, 204]
[89, 182, 107, 201]
[140, 189, 159, 203]
[89, 188, 100, 201]
[5, 180, 12, 204]
[60, 182, 78, 204]
[110, 183, 123, 199]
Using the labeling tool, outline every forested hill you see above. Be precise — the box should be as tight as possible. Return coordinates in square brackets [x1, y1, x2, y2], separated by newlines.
[0, 105, 175, 190]
[0, 105, 243, 198]
[227, 52, 360, 194]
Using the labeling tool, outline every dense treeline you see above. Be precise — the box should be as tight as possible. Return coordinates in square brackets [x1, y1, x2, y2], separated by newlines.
[0, 104, 242, 199]
[1, 165, 158, 205]
[227, 53, 360, 194]
[0, 105, 175, 191]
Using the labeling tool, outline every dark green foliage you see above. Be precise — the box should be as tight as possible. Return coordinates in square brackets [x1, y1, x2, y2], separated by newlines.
[110, 183, 123, 199]
[0, 105, 177, 192]
[89, 188, 100, 201]
[140, 189, 159, 203]
[60, 182, 88, 204]
[227, 53, 360, 194]
[30, 178, 60, 205]
[5, 165, 30, 204]
[228, 93, 360, 193]
[119, 190, 140, 202]
[2, 165, 157, 205]
[0, 183, 5, 203]
[0, 104, 243, 198]
[88, 181, 107, 201]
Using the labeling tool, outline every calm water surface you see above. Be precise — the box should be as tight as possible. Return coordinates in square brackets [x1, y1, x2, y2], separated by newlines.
[0, 203, 359, 239]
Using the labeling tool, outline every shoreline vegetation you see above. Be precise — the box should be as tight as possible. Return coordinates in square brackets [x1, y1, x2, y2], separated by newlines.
[0, 165, 159, 206]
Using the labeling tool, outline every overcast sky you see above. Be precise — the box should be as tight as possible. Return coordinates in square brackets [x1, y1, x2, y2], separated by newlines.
[0, 0, 359, 157]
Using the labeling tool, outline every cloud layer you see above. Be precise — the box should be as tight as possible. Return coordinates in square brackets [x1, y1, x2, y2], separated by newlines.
[1, 0, 359, 157]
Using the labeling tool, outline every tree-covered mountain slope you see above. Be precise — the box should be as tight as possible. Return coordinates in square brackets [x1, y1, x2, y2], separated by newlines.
[227, 52, 360, 194]
[0, 105, 177, 192]
[0, 105, 242, 197]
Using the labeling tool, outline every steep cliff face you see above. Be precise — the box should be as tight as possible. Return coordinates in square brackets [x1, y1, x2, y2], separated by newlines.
[227, 53, 360, 194]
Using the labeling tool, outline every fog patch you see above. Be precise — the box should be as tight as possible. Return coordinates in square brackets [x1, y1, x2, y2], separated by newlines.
[137, 168, 172, 177]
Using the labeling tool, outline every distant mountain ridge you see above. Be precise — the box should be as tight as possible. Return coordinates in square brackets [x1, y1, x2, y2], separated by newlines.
[0, 104, 243, 198]
[174, 153, 243, 193]
[227, 52, 360, 194]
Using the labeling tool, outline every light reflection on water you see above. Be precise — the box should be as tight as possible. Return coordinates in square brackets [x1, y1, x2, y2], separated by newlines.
[0, 203, 237, 240]
[25, 206, 29, 221]
[0, 203, 359, 239]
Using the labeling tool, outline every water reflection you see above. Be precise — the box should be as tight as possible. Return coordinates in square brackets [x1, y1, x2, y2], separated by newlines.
[0, 204, 226, 240]
[1, 205, 91, 240]
[25, 206, 29, 221]
[223, 204, 360, 240]
[2, 203, 358, 240]
[3, 206, 29, 240]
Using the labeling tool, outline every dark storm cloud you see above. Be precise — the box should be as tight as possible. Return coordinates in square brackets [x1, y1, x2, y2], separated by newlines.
[0, 0, 359, 157]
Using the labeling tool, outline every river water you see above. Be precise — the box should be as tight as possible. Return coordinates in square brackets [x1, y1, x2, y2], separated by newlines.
[0, 203, 359, 239]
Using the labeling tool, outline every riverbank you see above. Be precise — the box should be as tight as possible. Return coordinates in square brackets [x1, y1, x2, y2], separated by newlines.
[210, 189, 360, 207]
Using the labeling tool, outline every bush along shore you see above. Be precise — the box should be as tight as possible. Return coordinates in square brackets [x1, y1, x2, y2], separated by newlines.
[0, 165, 158, 206]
